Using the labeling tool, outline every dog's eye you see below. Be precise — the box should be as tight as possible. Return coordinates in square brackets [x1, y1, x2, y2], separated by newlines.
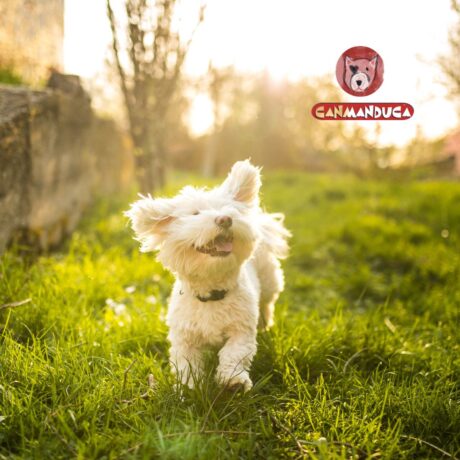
[193, 211, 200, 215]
[366, 67, 369, 71]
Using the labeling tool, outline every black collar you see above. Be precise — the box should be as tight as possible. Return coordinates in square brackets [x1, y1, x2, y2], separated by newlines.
[196, 289, 228, 303]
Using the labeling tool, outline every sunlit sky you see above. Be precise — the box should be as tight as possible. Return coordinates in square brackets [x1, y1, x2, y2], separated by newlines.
[64, 0, 459, 146]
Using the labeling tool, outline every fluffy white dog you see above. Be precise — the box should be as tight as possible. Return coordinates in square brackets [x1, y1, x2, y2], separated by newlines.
[125, 160, 290, 391]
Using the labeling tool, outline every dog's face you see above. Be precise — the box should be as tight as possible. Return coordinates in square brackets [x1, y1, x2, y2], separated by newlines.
[125, 160, 261, 278]
[344, 56, 378, 92]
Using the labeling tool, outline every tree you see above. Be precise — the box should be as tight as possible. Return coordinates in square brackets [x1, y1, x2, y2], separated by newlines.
[439, 0, 460, 104]
[202, 63, 235, 177]
[207, 73, 352, 172]
[106, 0, 204, 193]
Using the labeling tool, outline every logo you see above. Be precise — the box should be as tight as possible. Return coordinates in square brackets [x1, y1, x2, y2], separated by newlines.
[311, 103, 414, 120]
[336, 46, 384, 97]
[311, 45, 414, 121]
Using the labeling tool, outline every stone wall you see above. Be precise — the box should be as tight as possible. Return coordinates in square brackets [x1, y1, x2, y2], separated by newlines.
[0, 74, 133, 253]
[0, 88, 31, 252]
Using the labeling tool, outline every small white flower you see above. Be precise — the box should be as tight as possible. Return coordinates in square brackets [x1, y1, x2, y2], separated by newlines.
[146, 295, 157, 305]
[106, 298, 127, 316]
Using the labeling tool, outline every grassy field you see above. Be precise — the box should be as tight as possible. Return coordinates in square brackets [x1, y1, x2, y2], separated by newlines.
[1, 172, 459, 459]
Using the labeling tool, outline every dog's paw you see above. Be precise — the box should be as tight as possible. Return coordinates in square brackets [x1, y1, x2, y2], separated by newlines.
[217, 371, 253, 393]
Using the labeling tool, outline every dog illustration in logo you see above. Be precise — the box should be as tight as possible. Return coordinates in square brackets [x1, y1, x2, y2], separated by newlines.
[344, 55, 378, 93]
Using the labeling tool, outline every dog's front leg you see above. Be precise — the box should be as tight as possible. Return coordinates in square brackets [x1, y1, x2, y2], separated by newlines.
[169, 335, 204, 389]
[216, 333, 257, 392]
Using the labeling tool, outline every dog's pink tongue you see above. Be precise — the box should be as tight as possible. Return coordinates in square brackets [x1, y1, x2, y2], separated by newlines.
[215, 240, 233, 252]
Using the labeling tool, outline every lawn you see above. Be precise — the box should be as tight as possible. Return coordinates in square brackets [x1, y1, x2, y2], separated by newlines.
[0, 171, 459, 459]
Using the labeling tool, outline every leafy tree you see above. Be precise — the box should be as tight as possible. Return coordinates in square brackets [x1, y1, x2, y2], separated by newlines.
[202, 73, 353, 173]
[439, 0, 460, 104]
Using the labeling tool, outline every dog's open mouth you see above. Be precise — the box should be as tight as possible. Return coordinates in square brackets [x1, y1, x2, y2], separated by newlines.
[195, 232, 233, 257]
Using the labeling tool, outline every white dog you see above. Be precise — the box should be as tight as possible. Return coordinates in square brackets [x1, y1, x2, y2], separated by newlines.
[125, 160, 290, 391]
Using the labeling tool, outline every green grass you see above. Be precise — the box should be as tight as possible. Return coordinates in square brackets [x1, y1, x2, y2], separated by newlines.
[1, 172, 459, 459]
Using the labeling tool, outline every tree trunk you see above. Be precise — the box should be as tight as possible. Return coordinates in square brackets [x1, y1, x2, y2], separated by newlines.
[132, 131, 156, 195]
[202, 132, 218, 177]
[134, 153, 154, 195]
[155, 158, 166, 189]
[152, 121, 167, 189]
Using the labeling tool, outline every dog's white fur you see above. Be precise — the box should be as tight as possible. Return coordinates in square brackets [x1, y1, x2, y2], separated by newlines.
[125, 160, 290, 391]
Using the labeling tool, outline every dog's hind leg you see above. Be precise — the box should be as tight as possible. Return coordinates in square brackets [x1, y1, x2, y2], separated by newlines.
[255, 252, 284, 330]
[259, 297, 277, 330]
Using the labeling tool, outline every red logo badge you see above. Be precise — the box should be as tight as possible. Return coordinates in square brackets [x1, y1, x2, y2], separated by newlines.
[311, 45, 413, 121]
[336, 46, 384, 97]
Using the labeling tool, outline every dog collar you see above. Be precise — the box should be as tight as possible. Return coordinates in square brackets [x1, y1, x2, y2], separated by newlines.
[196, 289, 228, 302]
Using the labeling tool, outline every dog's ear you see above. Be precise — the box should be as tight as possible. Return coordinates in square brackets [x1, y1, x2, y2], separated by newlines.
[220, 160, 261, 206]
[124, 196, 175, 252]
[345, 56, 353, 66]
[369, 56, 378, 68]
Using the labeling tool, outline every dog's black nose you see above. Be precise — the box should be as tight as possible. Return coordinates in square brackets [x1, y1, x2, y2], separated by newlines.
[356, 80, 362, 86]
[215, 215, 232, 229]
